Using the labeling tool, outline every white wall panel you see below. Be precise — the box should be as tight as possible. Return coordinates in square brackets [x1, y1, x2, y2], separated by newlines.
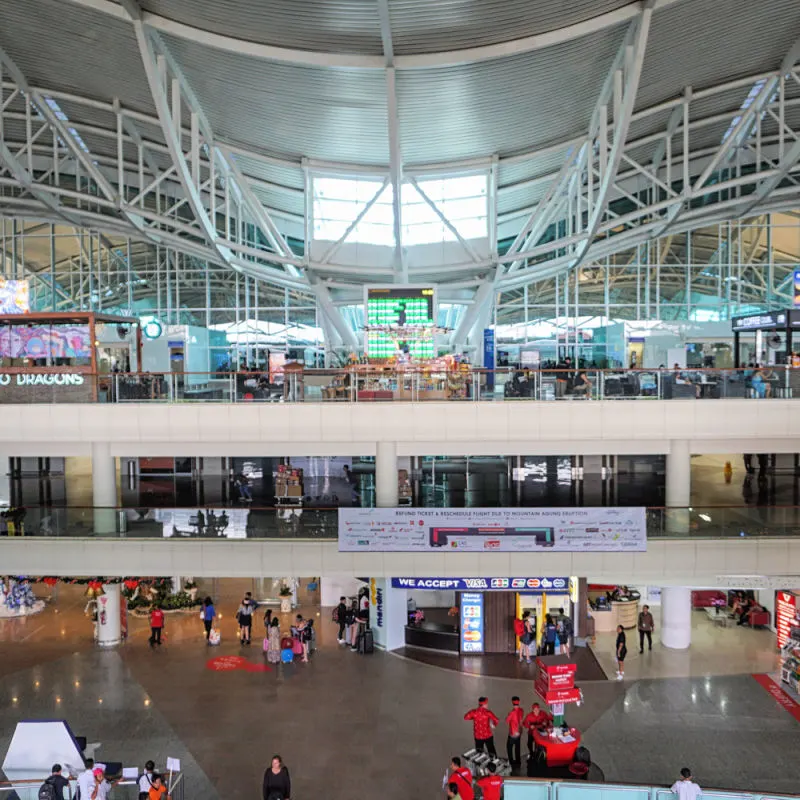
[2, 538, 798, 583]
[0, 401, 798, 457]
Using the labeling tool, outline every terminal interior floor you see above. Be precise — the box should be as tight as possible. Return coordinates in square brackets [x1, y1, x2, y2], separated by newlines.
[0, 581, 798, 800]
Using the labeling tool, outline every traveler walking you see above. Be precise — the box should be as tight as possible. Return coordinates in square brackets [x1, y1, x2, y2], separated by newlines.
[148, 606, 164, 647]
[464, 697, 499, 755]
[638, 605, 655, 653]
[266, 616, 281, 663]
[615, 624, 627, 680]
[138, 761, 156, 800]
[670, 768, 702, 800]
[39, 764, 70, 800]
[201, 597, 216, 642]
[556, 608, 573, 654]
[262, 756, 291, 800]
[505, 696, 523, 767]
[237, 593, 254, 645]
[335, 595, 347, 644]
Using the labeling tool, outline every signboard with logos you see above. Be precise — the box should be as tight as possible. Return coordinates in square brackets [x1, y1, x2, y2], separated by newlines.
[731, 311, 787, 331]
[460, 592, 484, 653]
[340, 507, 647, 552]
[0, 370, 93, 402]
[776, 590, 798, 649]
[391, 577, 569, 592]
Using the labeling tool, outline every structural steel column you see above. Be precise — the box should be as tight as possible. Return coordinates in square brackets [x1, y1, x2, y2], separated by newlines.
[661, 586, 691, 650]
[375, 441, 398, 508]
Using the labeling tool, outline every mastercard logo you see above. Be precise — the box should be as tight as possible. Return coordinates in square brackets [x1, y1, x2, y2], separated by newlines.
[463, 630, 482, 641]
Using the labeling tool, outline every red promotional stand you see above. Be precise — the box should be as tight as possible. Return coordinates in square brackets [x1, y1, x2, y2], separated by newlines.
[533, 655, 584, 768]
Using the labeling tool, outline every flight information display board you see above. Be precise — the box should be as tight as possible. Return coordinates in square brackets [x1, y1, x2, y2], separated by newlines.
[365, 286, 436, 359]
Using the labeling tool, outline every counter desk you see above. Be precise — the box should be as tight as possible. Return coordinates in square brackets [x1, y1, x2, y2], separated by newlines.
[590, 599, 640, 632]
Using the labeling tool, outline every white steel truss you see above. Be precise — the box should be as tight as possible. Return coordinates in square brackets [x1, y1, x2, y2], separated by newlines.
[0, 2, 799, 343]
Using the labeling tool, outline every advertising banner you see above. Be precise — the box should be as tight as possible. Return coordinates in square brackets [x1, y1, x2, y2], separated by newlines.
[0, 279, 29, 314]
[776, 590, 798, 649]
[460, 592, 484, 653]
[340, 507, 646, 552]
[391, 577, 569, 592]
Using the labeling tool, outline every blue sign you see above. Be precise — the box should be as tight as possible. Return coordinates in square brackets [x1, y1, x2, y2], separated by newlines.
[483, 328, 495, 389]
[460, 592, 484, 653]
[794, 268, 800, 308]
[391, 577, 569, 591]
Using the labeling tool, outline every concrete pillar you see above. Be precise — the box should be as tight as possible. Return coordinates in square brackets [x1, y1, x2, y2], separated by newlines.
[96, 583, 122, 647]
[92, 442, 118, 534]
[375, 441, 398, 507]
[661, 586, 691, 650]
[665, 439, 691, 533]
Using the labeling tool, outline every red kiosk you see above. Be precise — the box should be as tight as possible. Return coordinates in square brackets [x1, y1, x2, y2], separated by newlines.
[533, 655, 583, 768]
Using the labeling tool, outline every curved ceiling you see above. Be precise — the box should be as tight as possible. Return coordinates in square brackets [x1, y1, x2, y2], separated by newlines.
[0, 0, 798, 320]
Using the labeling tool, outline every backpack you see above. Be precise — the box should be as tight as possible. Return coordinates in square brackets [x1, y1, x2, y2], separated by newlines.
[38, 778, 57, 800]
[332, 606, 340, 623]
[513, 618, 525, 637]
[562, 616, 574, 638]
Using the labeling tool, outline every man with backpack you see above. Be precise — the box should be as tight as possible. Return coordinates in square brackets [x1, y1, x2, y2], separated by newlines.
[556, 608, 574, 654]
[39, 764, 70, 800]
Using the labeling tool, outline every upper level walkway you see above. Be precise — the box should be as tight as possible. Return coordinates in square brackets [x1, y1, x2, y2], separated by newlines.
[504, 780, 797, 800]
[3, 367, 800, 404]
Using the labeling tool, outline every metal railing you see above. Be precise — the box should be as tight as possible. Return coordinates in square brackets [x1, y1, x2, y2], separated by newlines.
[0, 366, 798, 403]
[0, 773, 184, 800]
[4, 504, 800, 539]
[504, 781, 797, 800]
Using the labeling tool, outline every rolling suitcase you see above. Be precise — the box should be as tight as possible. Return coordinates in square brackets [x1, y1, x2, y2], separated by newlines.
[358, 627, 374, 654]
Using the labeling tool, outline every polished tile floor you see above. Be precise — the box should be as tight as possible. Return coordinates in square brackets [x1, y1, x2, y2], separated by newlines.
[591, 606, 782, 680]
[0, 581, 798, 800]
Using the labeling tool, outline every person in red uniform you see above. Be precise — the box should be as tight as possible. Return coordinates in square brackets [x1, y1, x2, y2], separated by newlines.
[464, 696, 499, 756]
[477, 763, 503, 800]
[149, 605, 165, 647]
[449, 757, 474, 800]
[522, 703, 552, 755]
[505, 696, 524, 767]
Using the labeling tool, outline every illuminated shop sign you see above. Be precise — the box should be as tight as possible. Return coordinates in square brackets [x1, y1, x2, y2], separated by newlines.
[391, 577, 569, 591]
[776, 591, 798, 649]
[460, 592, 484, 653]
[731, 312, 786, 331]
[0, 373, 85, 386]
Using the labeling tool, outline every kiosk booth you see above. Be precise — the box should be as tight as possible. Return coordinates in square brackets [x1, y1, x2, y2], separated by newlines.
[731, 309, 800, 367]
[0, 311, 142, 401]
[396, 577, 575, 655]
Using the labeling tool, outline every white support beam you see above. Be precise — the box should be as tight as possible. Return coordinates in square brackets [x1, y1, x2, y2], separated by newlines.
[133, 20, 225, 257]
[310, 280, 359, 349]
[739, 136, 800, 217]
[569, 3, 654, 271]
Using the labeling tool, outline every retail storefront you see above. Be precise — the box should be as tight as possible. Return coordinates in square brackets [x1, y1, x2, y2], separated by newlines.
[387, 576, 576, 655]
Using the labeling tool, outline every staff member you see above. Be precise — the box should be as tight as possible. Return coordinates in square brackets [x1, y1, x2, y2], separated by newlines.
[477, 763, 503, 800]
[505, 696, 524, 767]
[522, 703, 552, 755]
[464, 697, 499, 756]
[638, 604, 655, 653]
[449, 757, 473, 800]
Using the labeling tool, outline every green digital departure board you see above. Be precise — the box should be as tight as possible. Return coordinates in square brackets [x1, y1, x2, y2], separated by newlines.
[365, 286, 436, 359]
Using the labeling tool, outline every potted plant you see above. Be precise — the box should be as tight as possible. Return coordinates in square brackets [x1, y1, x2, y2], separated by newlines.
[278, 584, 293, 613]
[184, 580, 198, 601]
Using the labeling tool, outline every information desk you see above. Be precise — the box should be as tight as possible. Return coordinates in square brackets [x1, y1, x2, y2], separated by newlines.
[404, 622, 459, 653]
[591, 600, 640, 632]
[532, 727, 581, 767]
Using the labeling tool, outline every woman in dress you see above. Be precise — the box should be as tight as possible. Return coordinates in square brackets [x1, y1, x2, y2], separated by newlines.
[615, 624, 627, 680]
[267, 616, 281, 663]
[522, 611, 535, 664]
